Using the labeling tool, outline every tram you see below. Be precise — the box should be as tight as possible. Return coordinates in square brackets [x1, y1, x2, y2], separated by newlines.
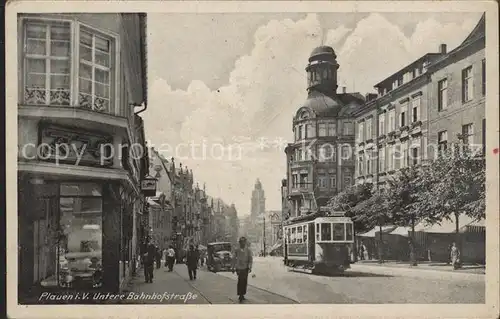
[283, 211, 354, 275]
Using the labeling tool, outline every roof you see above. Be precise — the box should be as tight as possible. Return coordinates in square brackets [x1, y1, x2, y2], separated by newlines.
[309, 45, 337, 61]
[427, 14, 485, 71]
[374, 53, 443, 88]
[414, 214, 485, 233]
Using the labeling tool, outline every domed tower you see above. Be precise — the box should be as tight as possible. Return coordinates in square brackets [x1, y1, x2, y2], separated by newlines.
[306, 45, 339, 95]
[284, 46, 364, 221]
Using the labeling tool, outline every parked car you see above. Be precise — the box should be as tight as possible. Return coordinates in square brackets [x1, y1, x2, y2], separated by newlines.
[206, 242, 233, 273]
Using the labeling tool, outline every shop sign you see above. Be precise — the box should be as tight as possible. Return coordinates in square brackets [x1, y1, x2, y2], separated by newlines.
[38, 124, 113, 167]
[141, 178, 157, 196]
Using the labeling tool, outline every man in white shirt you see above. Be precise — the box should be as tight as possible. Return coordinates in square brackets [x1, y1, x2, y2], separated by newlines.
[231, 237, 253, 303]
[166, 245, 176, 271]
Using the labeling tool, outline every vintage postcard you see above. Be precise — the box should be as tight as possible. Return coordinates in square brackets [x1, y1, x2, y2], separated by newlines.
[5, 1, 499, 318]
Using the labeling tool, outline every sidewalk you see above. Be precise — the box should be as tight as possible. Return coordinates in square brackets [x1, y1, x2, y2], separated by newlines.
[121, 264, 296, 304]
[120, 266, 210, 304]
[354, 260, 485, 274]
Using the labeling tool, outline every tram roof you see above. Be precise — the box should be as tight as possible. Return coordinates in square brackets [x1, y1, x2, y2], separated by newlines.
[314, 216, 352, 223]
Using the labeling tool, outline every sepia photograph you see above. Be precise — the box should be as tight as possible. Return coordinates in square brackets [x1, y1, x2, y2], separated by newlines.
[5, 1, 499, 318]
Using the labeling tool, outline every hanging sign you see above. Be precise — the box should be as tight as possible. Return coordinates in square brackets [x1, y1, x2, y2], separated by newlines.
[141, 178, 157, 196]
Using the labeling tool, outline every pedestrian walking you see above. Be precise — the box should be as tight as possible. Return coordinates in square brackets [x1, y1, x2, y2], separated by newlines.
[450, 242, 461, 270]
[155, 245, 162, 269]
[143, 239, 156, 283]
[166, 245, 176, 271]
[231, 237, 253, 303]
[186, 244, 199, 280]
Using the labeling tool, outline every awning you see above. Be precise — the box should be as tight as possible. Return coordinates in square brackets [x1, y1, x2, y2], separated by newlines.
[388, 226, 411, 236]
[415, 214, 485, 234]
[270, 241, 283, 252]
[357, 226, 396, 238]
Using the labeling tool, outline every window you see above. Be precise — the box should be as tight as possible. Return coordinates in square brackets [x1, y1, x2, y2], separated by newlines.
[292, 174, 298, 188]
[438, 130, 448, 153]
[332, 223, 345, 241]
[343, 121, 353, 135]
[318, 123, 327, 137]
[358, 155, 364, 175]
[378, 113, 385, 135]
[298, 125, 304, 140]
[378, 147, 385, 172]
[345, 223, 353, 241]
[401, 141, 408, 168]
[307, 124, 315, 138]
[343, 175, 352, 187]
[297, 227, 303, 243]
[23, 19, 116, 113]
[366, 118, 373, 140]
[299, 173, 308, 187]
[411, 147, 419, 166]
[291, 228, 296, 243]
[358, 122, 364, 142]
[79, 28, 112, 112]
[387, 145, 394, 170]
[388, 110, 396, 132]
[320, 223, 332, 241]
[412, 97, 420, 122]
[394, 144, 401, 169]
[462, 66, 473, 102]
[366, 152, 372, 175]
[438, 78, 448, 111]
[341, 145, 350, 160]
[315, 224, 320, 241]
[327, 123, 336, 136]
[317, 175, 328, 189]
[400, 103, 407, 127]
[319, 145, 335, 162]
[482, 59, 486, 96]
[24, 21, 71, 106]
[329, 174, 336, 189]
[462, 123, 474, 145]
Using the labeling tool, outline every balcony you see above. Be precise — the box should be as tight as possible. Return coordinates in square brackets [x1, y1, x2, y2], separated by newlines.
[288, 182, 313, 196]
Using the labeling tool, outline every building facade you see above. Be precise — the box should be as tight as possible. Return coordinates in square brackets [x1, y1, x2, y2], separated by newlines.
[354, 14, 485, 185]
[284, 46, 364, 221]
[17, 13, 148, 300]
[427, 15, 486, 157]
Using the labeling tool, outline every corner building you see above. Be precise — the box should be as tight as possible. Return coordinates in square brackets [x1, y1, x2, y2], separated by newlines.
[17, 13, 148, 301]
[284, 46, 364, 220]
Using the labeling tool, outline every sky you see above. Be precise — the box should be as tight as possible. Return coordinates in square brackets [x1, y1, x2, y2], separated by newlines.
[143, 12, 483, 216]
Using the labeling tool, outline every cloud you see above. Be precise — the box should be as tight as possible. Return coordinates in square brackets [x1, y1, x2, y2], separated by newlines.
[144, 13, 479, 215]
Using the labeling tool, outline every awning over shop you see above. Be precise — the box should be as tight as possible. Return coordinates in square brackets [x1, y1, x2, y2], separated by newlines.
[388, 226, 411, 236]
[357, 226, 396, 238]
[414, 214, 485, 234]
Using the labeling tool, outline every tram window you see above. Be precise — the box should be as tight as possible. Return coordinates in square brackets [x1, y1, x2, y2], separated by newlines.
[321, 223, 332, 241]
[286, 228, 291, 243]
[303, 228, 308, 242]
[332, 223, 345, 241]
[291, 228, 296, 243]
[346, 223, 353, 241]
[297, 227, 303, 243]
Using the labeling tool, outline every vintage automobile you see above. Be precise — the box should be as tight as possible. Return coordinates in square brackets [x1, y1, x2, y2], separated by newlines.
[206, 242, 233, 273]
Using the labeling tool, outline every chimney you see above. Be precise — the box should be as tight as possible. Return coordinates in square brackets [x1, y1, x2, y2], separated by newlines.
[439, 44, 447, 54]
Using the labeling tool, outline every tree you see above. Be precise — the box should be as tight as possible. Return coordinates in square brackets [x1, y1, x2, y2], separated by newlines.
[384, 165, 440, 265]
[421, 143, 486, 251]
[327, 183, 373, 233]
[351, 188, 392, 263]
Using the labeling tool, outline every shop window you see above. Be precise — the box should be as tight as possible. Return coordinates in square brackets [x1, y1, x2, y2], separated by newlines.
[58, 182, 103, 289]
